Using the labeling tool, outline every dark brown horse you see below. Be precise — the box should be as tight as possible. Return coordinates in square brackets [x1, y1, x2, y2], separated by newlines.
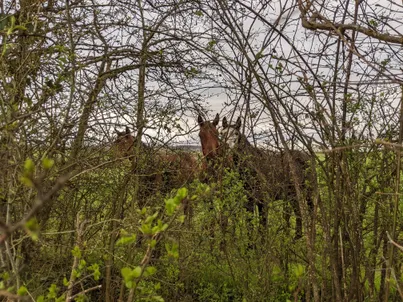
[214, 116, 314, 239]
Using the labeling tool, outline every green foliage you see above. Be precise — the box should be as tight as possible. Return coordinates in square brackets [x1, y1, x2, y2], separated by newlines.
[74, 295, 87, 302]
[42, 157, 55, 169]
[24, 158, 35, 174]
[121, 266, 143, 288]
[116, 231, 137, 245]
[71, 245, 82, 259]
[206, 39, 217, 51]
[20, 158, 35, 187]
[116, 186, 188, 300]
[165, 187, 187, 216]
[9, 137, 401, 301]
[165, 242, 179, 259]
[25, 218, 40, 241]
[369, 19, 378, 27]
[47, 284, 59, 299]
[17, 285, 28, 296]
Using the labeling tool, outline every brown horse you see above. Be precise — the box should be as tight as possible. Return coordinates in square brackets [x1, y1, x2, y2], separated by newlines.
[197, 114, 220, 160]
[198, 115, 314, 239]
[113, 126, 136, 158]
[113, 126, 200, 193]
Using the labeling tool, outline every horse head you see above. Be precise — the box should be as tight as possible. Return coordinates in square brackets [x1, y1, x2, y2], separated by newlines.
[197, 113, 220, 161]
[220, 116, 243, 149]
[113, 126, 135, 158]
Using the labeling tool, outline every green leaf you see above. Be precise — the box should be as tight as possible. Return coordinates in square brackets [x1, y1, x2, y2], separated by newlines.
[6, 16, 15, 35]
[207, 40, 216, 50]
[25, 218, 39, 241]
[151, 225, 161, 234]
[165, 242, 179, 259]
[75, 294, 86, 302]
[140, 224, 151, 234]
[91, 265, 101, 281]
[2, 272, 9, 281]
[176, 187, 188, 200]
[145, 212, 159, 224]
[160, 223, 168, 231]
[78, 259, 86, 270]
[145, 266, 157, 276]
[88, 263, 100, 281]
[37, 296, 45, 302]
[294, 264, 305, 278]
[20, 176, 33, 187]
[125, 280, 133, 288]
[381, 58, 390, 66]
[42, 158, 54, 169]
[24, 158, 35, 174]
[121, 266, 141, 288]
[195, 10, 203, 16]
[13, 25, 27, 31]
[116, 234, 137, 245]
[56, 294, 66, 302]
[71, 246, 82, 258]
[121, 267, 132, 281]
[165, 198, 176, 216]
[369, 19, 378, 27]
[47, 284, 58, 299]
[17, 285, 27, 296]
[63, 277, 69, 286]
[72, 269, 81, 278]
[132, 266, 142, 278]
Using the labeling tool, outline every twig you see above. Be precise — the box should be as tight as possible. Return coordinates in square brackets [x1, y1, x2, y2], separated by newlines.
[386, 231, 403, 252]
[67, 285, 102, 301]
[65, 214, 88, 302]
[0, 290, 30, 301]
[320, 139, 403, 154]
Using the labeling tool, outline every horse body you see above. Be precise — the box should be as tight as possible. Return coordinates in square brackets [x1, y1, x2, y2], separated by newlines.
[113, 126, 200, 195]
[153, 148, 200, 188]
[201, 116, 313, 239]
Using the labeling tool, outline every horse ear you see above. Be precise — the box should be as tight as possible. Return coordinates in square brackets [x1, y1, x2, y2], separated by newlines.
[125, 126, 130, 135]
[235, 117, 241, 130]
[197, 115, 204, 126]
[213, 113, 219, 126]
[222, 117, 228, 128]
